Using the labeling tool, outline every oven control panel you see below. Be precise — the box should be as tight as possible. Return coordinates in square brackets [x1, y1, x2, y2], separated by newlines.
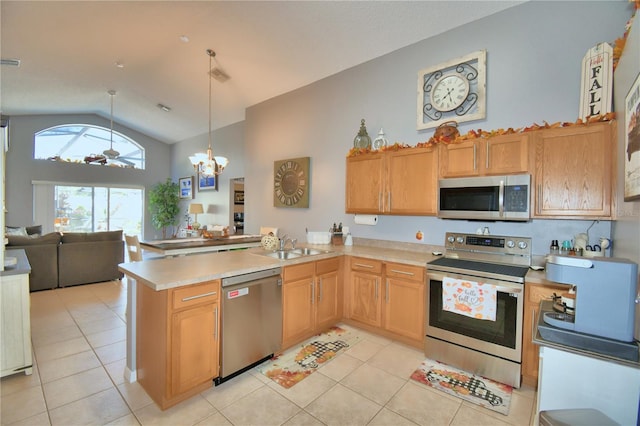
[444, 232, 531, 259]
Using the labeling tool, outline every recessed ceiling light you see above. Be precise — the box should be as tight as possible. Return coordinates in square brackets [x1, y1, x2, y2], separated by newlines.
[180, 35, 189, 43]
[115, 62, 124, 69]
[157, 103, 171, 112]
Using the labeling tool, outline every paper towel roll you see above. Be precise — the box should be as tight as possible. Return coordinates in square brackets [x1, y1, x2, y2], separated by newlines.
[354, 214, 378, 225]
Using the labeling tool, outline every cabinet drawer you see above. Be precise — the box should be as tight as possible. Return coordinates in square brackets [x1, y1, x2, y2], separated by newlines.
[283, 262, 315, 282]
[172, 281, 220, 311]
[527, 283, 566, 304]
[350, 257, 382, 274]
[385, 262, 424, 282]
[316, 257, 340, 275]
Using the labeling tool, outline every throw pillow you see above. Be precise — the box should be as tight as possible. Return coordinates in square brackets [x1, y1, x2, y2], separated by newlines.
[5, 226, 28, 236]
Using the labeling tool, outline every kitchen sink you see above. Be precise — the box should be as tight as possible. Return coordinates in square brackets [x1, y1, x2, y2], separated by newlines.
[255, 247, 331, 260]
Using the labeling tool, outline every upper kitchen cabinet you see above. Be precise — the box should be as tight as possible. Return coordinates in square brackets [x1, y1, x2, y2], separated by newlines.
[345, 146, 438, 215]
[532, 121, 614, 218]
[439, 133, 530, 178]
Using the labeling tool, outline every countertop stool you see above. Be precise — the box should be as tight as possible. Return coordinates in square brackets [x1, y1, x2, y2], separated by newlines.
[539, 409, 619, 426]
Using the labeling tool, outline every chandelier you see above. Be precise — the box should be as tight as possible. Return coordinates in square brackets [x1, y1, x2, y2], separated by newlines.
[189, 49, 229, 176]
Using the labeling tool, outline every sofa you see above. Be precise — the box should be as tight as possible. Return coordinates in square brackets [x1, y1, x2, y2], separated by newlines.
[5, 227, 124, 292]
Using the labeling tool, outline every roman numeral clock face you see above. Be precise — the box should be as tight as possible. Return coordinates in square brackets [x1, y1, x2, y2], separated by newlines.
[273, 157, 310, 208]
[430, 75, 470, 112]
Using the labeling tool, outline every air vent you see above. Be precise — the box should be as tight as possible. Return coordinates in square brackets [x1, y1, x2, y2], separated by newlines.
[209, 67, 230, 83]
[1, 59, 21, 67]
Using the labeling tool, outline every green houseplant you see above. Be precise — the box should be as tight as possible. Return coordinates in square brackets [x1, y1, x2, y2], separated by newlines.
[149, 178, 180, 238]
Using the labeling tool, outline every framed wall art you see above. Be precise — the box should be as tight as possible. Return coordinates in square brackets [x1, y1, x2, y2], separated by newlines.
[624, 72, 640, 201]
[273, 157, 310, 208]
[198, 172, 218, 192]
[417, 50, 486, 131]
[178, 176, 194, 199]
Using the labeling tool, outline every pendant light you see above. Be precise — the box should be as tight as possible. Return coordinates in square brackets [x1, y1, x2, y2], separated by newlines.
[189, 49, 229, 176]
[103, 90, 120, 159]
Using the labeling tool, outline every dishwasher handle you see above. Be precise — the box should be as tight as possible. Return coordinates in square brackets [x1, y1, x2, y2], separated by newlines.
[222, 268, 282, 287]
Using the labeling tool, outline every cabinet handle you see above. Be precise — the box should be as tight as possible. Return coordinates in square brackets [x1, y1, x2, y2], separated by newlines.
[182, 291, 217, 302]
[318, 278, 323, 302]
[385, 279, 389, 303]
[531, 308, 536, 343]
[379, 192, 382, 212]
[311, 280, 315, 304]
[354, 263, 374, 269]
[388, 192, 391, 211]
[389, 269, 414, 276]
[374, 279, 379, 300]
[473, 144, 477, 171]
[537, 184, 542, 215]
[213, 306, 219, 341]
[486, 141, 490, 169]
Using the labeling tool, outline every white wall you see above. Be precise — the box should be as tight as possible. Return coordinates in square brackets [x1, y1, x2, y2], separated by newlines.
[243, 1, 632, 257]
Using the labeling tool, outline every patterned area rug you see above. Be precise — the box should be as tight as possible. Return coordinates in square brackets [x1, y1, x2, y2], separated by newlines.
[258, 325, 361, 388]
[410, 358, 512, 415]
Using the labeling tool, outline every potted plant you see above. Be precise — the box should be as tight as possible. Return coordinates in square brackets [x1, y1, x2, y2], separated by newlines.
[149, 178, 180, 238]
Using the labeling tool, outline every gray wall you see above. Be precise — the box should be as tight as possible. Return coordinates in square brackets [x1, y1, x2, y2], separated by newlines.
[169, 121, 246, 240]
[4, 114, 171, 241]
[243, 1, 633, 257]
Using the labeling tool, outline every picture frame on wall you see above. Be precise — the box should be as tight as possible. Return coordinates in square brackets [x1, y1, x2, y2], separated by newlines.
[178, 176, 194, 199]
[624, 72, 640, 201]
[198, 172, 218, 192]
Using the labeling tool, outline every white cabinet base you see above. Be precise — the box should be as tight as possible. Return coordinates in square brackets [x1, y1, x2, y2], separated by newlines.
[537, 346, 640, 426]
[1, 273, 33, 378]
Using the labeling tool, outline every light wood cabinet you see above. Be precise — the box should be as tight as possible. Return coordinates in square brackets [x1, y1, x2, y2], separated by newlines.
[439, 133, 529, 178]
[522, 281, 566, 387]
[349, 257, 383, 327]
[345, 146, 438, 215]
[137, 280, 220, 410]
[0, 272, 32, 378]
[532, 121, 614, 218]
[383, 262, 425, 342]
[282, 258, 342, 349]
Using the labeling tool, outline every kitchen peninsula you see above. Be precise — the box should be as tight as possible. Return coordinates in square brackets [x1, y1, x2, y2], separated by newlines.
[118, 240, 551, 409]
[140, 234, 262, 257]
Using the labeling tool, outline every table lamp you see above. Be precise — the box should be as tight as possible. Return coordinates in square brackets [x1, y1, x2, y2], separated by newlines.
[188, 203, 204, 229]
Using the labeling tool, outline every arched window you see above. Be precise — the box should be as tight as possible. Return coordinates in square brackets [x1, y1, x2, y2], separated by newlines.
[34, 124, 145, 169]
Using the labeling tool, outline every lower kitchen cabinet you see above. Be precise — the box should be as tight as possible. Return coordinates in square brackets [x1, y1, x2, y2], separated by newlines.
[347, 257, 425, 346]
[349, 257, 383, 328]
[522, 281, 566, 387]
[0, 272, 33, 378]
[137, 280, 220, 410]
[384, 262, 425, 342]
[282, 257, 342, 349]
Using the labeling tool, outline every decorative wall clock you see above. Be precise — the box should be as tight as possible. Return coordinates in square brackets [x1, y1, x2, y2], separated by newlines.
[417, 50, 487, 130]
[273, 157, 310, 208]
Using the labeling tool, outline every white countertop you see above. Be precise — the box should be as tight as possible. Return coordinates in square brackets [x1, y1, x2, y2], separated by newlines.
[118, 242, 552, 291]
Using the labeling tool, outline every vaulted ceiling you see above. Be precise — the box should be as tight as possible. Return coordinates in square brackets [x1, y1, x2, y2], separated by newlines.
[1, 1, 523, 144]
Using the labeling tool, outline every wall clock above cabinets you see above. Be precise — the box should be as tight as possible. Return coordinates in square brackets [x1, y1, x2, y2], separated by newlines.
[417, 50, 487, 130]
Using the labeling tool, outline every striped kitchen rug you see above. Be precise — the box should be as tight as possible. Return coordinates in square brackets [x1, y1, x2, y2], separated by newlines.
[410, 358, 512, 415]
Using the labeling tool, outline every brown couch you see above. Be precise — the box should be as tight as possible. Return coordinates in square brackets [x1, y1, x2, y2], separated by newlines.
[6, 229, 124, 292]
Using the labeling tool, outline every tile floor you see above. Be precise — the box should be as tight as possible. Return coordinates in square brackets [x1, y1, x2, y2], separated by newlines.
[1, 279, 539, 425]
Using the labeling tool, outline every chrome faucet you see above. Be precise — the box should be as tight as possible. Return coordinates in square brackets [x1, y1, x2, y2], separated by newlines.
[279, 235, 297, 250]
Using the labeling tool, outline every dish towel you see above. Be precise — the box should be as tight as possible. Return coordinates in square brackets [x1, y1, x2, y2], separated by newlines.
[442, 277, 497, 321]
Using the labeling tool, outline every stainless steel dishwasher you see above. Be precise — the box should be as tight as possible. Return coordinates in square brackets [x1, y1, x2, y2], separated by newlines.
[215, 267, 282, 385]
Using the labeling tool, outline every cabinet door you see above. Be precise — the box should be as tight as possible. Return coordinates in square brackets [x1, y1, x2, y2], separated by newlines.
[316, 271, 340, 331]
[384, 263, 425, 342]
[345, 154, 384, 213]
[485, 134, 529, 175]
[386, 147, 438, 215]
[282, 277, 315, 348]
[522, 283, 566, 386]
[0, 274, 32, 377]
[171, 303, 218, 396]
[439, 140, 482, 177]
[350, 271, 382, 327]
[532, 123, 612, 218]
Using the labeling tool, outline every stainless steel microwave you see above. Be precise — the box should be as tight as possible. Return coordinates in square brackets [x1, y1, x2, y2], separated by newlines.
[438, 174, 531, 221]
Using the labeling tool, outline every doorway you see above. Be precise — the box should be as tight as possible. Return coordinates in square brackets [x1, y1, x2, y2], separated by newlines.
[231, 177, 244, 234]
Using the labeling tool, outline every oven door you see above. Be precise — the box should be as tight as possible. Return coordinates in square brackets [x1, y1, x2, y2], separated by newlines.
[426, 269, 523, 362]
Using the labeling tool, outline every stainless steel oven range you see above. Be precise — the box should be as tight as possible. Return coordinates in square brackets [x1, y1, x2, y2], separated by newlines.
[425, 232, 531, 388]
